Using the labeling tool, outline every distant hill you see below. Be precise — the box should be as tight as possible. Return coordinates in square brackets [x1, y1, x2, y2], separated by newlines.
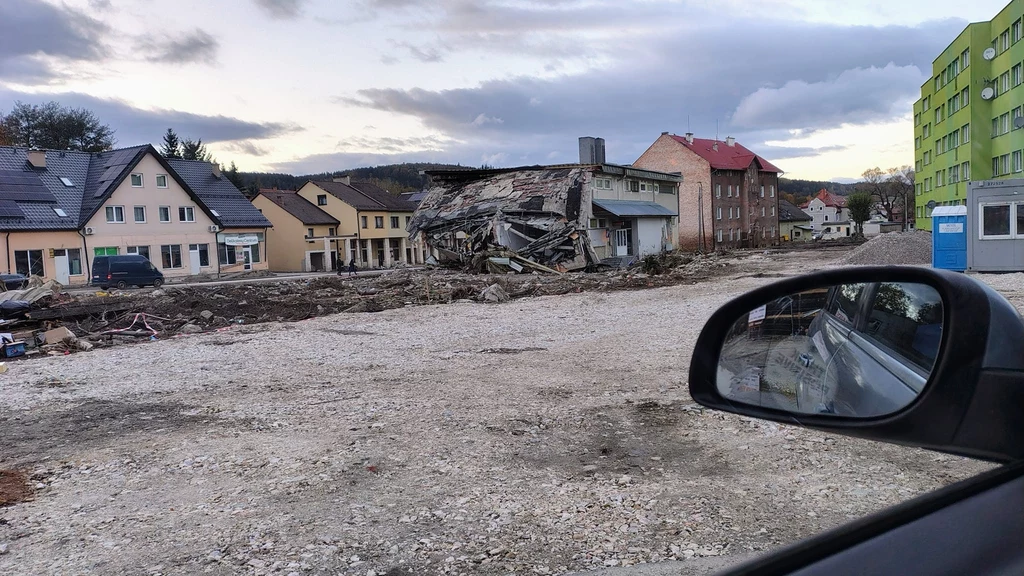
[237, 162, 467, 198]
[779, 178, 858, 206]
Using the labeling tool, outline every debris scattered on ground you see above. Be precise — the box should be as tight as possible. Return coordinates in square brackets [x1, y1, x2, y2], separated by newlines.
[840, 230, 933, 266]
[0, 469, 32, 506]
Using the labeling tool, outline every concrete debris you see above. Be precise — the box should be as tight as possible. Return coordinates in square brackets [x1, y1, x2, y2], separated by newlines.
[0, 279, 62, 304]
[480, 284, 510, 303]
[410, 167, 600, 272]
[840, 230, 932, 266]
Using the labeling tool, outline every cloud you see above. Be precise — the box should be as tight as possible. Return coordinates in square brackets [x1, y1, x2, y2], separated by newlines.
[0, 87, 301, 146]
[222, 141, 271, 157]
[88, 0, 112, 9]
[253, 0, 308, 19]
[396, 41, 446, 63]
[338, 134, 452, 153]
[137, 29, 219, 65]
[337, 17, 965, 169]
[0, 0, 109, 82]
[732, 65, 927, 131]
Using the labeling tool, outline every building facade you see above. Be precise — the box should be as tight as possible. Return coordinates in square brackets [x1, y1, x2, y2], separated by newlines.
[914, 0, 1024, 230]
[0, 145, 270, 285]
[634, 133, 781, 250]
[252, 189, 345, 272]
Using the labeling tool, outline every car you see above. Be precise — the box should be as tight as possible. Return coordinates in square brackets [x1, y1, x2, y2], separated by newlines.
[0, 273, 29, 291]
[689, 266, 1024, 576]
[91, 254, 165, 289]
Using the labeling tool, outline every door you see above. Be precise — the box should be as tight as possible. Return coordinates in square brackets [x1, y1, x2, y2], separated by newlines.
[189, 249, 201, 275]
[54, 255, 70, 285]
[242, 247, 253, 271]
[615, 229, 630, 256]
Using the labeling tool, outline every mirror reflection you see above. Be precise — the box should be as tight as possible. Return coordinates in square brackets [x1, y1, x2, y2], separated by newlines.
[717, 282, 944, 418]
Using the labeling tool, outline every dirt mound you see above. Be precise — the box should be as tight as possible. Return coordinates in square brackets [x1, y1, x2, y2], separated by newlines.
[840, 230, 933, 266]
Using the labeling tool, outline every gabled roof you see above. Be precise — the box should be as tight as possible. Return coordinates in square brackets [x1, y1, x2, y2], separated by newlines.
[0, 145, 270, 232]
[668, 135, 782, 173]
[257, 189, 338, 226]
[778, 198, 813, 222]
[308, 180, 417, 212]
[801, 189, 847, 209]
[167, 159, 271, 228]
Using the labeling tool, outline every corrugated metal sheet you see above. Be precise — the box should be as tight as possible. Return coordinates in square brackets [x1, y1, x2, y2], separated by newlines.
[592, 199, 677, 217]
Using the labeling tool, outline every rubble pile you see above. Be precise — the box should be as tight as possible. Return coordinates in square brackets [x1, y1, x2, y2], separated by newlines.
[0, 254, 732, 359]
[840, 230, 933, 266]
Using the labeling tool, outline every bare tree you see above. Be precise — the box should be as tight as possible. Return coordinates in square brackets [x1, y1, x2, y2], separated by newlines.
[886, 166, 915, 230]
[859, 166, 914, 228]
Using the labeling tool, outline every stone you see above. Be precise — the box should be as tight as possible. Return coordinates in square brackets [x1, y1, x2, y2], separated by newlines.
[480, 284, 510, 303]
[180, 324, 203, 334]
[200, 310, 214, 320]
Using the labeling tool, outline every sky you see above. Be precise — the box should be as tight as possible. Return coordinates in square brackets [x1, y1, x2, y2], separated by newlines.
[0, 0, 1012, 181]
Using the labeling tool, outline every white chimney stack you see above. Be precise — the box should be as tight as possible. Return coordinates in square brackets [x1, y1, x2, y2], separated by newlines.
[211, 162, 222, 178]
[333, 176, 351, 185]
[726, 136, 736, 147]
[27, 149, 46, 169]
[684, 133, 694, 144]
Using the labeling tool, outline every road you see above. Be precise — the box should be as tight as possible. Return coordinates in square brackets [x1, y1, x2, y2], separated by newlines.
[64, 268, 414, 295]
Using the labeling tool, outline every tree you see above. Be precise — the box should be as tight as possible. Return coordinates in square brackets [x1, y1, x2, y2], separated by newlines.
[0, 114, 14, 146]
[886, 166, 915, 230]
[224, 161, 245, 189]
[859, 166, 914, 229]
[160, 128, 181, 158]
[181, 137, 213, 162]
[846, 192, 874, 237]
[2, 101, 115, 152]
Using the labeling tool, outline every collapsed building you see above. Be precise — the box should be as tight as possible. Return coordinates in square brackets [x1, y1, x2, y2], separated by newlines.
[410, 143, 682, 273]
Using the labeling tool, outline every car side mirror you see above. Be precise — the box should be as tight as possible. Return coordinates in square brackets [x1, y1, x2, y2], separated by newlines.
[688, 267, 1024, 463]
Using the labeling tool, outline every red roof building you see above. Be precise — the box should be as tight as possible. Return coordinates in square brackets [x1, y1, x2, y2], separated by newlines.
[634, 133, 783, 251]
[801, 189, 847, 209]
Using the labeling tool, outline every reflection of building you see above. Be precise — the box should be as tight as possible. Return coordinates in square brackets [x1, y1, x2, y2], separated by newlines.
[0, 145, 269, 285]
[913, 0, 1024, 230]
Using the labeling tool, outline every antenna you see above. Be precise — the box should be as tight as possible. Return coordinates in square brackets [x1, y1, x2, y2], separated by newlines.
[716, 120, 719, 142]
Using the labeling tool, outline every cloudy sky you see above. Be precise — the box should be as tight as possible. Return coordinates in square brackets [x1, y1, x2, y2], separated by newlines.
[0, 0, 1008, 180]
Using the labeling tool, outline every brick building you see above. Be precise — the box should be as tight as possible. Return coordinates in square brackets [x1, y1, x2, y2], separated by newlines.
[634, 132, 782, 250]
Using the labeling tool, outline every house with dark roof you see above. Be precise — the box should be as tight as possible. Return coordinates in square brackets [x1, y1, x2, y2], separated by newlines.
[778, 198, 814, 242]
[296, 177, 423, 269]
[0, 145, 270, 285]
[252, 189, 347, 272]
[634, 132, 783, 250]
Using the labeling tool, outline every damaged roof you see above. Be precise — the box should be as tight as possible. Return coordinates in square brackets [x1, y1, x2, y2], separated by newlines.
[778, 198, 813, 222]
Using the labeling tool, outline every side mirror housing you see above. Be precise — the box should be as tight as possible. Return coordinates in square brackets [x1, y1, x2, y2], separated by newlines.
[688, 266, 1024, 463]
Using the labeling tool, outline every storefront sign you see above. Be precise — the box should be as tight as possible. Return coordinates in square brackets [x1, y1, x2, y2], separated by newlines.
[223, 234, 259, 246]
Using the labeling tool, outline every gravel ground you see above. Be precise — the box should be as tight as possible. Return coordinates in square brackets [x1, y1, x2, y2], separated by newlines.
[0, 249, 1008, 576]
[840, 231, 933, 266]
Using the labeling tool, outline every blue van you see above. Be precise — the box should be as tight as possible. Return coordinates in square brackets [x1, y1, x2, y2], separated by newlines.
[91, 254, 164, 289]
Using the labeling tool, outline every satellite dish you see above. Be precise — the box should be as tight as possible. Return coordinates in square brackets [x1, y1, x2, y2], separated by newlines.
[984, 47, 997, 60]
[982, 87, 995, 100]
[1015, 116, 1024, 129]
[927, 200, 937, 210]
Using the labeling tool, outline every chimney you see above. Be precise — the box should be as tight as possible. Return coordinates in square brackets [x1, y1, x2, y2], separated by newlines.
[594, 137, 606, 164]
[684, 133, 694, 144]
[333, 175, 351, 185]
[713, 142, 718, 152]
[211, 162, 222, 179]
[661, 131, 669, 135]
[27, 149, 46, 169]
[726, 136, 736, 147]
[578, 137, 607, 164]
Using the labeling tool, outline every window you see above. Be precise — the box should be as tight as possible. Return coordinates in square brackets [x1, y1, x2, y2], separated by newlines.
[1015, 19, 1023, 43]
[361, 215, 368, 229]
[130, 173, 143, 187]
[1002, 29, 1011, 51]
[728, 228, 734, 241]
[105, 205, 125, 223]
[189, 243, 210, 267]
[760, 185, 765, 197]
[14, 249, 44, 277]
[915, 137, 921, 150]
[961, 88, 969, 107]
[916, 183, 922, 196]
[307, 227, 314, 238]
[160, 244, 182, 269]
[761, 206, 766, 217]
[594, 178, 612, 189]
[54, 207, 68, 218]
[133, 206, 146, 223]
[374, 216, 384, 229]
[1014, 107, 1024, 130]
[1015, 64, 1023, 87]
[390, 216, 400, 228]
[218, 243, 236, 265]
[127, 245, 150, 260]
[961, 48, 970, 69]
[949, 166, 958, 184]
[916, 160, 922, 172]
[155, 174, 168, 188]
[936, 170, 944, 187]
[158, 206, 170, 223]
[771, 204, 776, 216]
[923, 151, 931, 165]
[934, 76, 941, 91]
[628, 180, 640, 192]
[952, 93, 959, 111]
[727, 185, 733, 197]
[52, 248, 82, 275]
[769, 185, 775, 198]
[935, 139, 943, 155]
[328, 227, 336, 236]
[639, 182, 649, 192]
[716, 207, 722, 220]
[653, 183, 660, 193]
[982, 204, 1011, 238]
[716, 229, 723, 243]
[824, 214, 830, 222]
[962, 124, 970, 143]
[922, 97, 929, 112]
[1001, 113, 1009, 135]
[935, 108, 942, 124]
[715, 184, 721, 198]
[317, 194, 328, 206]
[1015, 151, 1023, 173]
[866, 283, 943, 370]
[925, 177, 932, 192]
[251, 242, 261, 263]
[827, 283, 866, 324]
[178, 206, 195, 222]
[1002, 154, 1011, 175]
[952, 130, 959, 148]
[1002, 72, 1011, 95]
[915, 113, 921, 126]
[962, 162, 971, 181]
[94, 247, 118, 256]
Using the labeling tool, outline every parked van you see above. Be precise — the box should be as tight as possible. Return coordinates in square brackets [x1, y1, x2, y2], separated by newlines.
[91, 255, 164, 289]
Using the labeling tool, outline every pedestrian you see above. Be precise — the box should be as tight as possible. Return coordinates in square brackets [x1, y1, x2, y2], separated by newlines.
[348, 260, 358, 277]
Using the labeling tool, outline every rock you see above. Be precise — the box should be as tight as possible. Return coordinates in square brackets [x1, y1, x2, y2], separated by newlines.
[480, 284, 509, 303]
[581, 465, 599, 474]
[0, 542, 8, 555]
[75, 339, 95, 352]
[150, 289, 166, 297]
[199, 310, 214, 320]
[180, 323, 203, 334]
